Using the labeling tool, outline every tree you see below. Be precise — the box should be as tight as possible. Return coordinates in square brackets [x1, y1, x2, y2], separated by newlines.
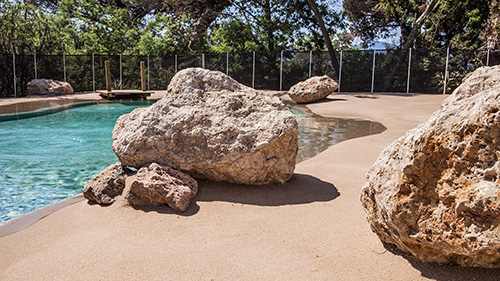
[306, 0, 340, 75]
[163, 0, 234, 53]
[344, 0, 491, 90]
[344, 0, 491, 49]
[0, 0, 73, 54]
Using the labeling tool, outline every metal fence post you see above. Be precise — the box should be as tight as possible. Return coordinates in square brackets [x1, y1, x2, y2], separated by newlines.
[119, 54, 122, 89]
[34, 53, 37, 80]
[338, 50, 343, 92]
[407, 48, 412, 94]
[92, 54, 95, 92]
[309, 50, 312, 78]
[280, 51, 283, 91]
[487, 49, 491, 66]
[371, 49, 376, 94]
[443, 46, 450, 95]
[226, 52, 229, 75]
[175, 54, 178, 73]
[13, 53, 17, 98]
[63, 53, 66, 82]
[252, 51, 256, 89]
[147, 54, 150, 91]
[202, 53, 205, 69]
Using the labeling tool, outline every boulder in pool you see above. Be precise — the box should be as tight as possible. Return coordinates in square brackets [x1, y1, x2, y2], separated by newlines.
[112, 68, 298, 185]
[83, 162, 133, 204]
[361, 66, 500, 267]
[27, 79, 74, 96]
[125, 163, 198, 212]
[288, 75, 338, 104]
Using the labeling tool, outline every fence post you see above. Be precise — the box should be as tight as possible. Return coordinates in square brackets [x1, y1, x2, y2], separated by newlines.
[202, 54, 205, 69]
[226, 52, 229, 75]
[443, 46, 450, 95]
[92, 54, 95, 92]
[338, 50, 342, 92]
[119, 54, 122, 89]
[407, 48, 412, 94]
[280, 51, 283, 91]
[147, 54, 150, 91]
[487, 49, 491, 66]
[63, 53, 66, 82]
[140, 61, 146, 91]
[371, 49, 376, 94]
[175, 54, 178, 73]
[252, 51, 255, 89]
[34, 53, 37, 80]
[13, 53, 17, 98]
[309, 51, 312, 78]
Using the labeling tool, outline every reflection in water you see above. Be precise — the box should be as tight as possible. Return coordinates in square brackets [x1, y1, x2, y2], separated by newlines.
[290, 105, 386, 163]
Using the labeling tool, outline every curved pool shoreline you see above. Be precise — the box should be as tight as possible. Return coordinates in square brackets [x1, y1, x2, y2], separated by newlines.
[5, 93, 489, 281]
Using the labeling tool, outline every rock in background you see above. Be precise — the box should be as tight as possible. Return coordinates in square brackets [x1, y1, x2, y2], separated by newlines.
[125, 163, 198, 212]
[83, 162, 132, 204]
[361, 66, 500, 267]
[288, 75, 339, 104]
[112, 68, 298, 185]
[27, 79, 74, 96]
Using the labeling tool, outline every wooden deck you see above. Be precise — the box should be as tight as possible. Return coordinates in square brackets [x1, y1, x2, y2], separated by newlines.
[98, 90, 152, 100]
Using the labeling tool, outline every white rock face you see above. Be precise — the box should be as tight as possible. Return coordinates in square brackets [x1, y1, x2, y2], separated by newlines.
[112, 68, 298, 185]
[288, 75, 339, 104]
[361, 66, 500, 267]
[27, 79, 74, 96]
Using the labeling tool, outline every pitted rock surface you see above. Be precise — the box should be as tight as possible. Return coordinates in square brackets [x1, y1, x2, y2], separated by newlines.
[27, 79, 74, 96]
[112, 68, 298, 185]
[288, 75, 339, 104]
[83, 162, 132, 204]
[125, 163, 198, 212]
[361, 66, 500, 267]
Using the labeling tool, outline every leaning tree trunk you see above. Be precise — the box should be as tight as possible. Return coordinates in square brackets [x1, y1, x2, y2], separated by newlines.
[306, 0, 340, 77]
[383, 0, 441, 91]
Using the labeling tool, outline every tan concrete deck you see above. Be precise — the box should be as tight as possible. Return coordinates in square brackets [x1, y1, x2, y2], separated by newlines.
[1, 92, 500, 280]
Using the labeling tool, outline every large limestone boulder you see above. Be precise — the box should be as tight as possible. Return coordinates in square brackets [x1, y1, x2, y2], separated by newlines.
[361, 66, 500, 267]
[83, 162, 133, 204]
[27, 79, 74, 96]
[125, 163, 198, 212]
[112, 68, 298, 185]
[288, 75, 339, 104]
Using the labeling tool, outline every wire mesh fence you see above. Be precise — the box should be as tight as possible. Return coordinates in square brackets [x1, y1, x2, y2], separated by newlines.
[1, 48, 498, 97]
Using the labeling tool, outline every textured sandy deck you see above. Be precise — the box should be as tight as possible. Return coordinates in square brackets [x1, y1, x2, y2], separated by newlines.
[2, 93, 500, 280]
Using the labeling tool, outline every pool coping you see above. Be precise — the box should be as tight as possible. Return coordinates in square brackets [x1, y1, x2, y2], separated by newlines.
[0, 194, 85, 237]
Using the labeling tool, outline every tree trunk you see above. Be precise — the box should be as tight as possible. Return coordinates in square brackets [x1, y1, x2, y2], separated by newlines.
[383, 0, 441, 91]
[306, 0, 340, 77]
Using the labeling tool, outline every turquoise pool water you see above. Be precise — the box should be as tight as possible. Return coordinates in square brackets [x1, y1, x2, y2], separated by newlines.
[0, 101, 154, 222]
[0, 101, 385, 223]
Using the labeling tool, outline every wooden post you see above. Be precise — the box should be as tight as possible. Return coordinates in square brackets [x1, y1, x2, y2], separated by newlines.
[105, 60, 111, 92]
[140, 61, 146, 91]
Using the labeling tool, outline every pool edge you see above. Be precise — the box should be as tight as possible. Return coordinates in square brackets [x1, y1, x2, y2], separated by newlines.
[0, 194, 85, 237]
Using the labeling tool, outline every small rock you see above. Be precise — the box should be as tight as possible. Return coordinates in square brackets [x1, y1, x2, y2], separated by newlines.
[27, 79, 74, 96]
[83, 162, 132, 204]
[126, 163, 198, 212]
[288, 75, 339, 104]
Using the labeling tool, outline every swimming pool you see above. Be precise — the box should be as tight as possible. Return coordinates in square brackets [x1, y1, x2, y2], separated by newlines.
[0, 100, 385, 222]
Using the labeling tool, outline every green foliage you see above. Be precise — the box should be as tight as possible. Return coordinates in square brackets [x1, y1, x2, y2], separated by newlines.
[0, 0, 73, 54]
[344, 0, 491, 49]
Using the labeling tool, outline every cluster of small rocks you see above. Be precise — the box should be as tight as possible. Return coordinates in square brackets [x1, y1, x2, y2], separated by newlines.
[84, 162, 198, 212]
